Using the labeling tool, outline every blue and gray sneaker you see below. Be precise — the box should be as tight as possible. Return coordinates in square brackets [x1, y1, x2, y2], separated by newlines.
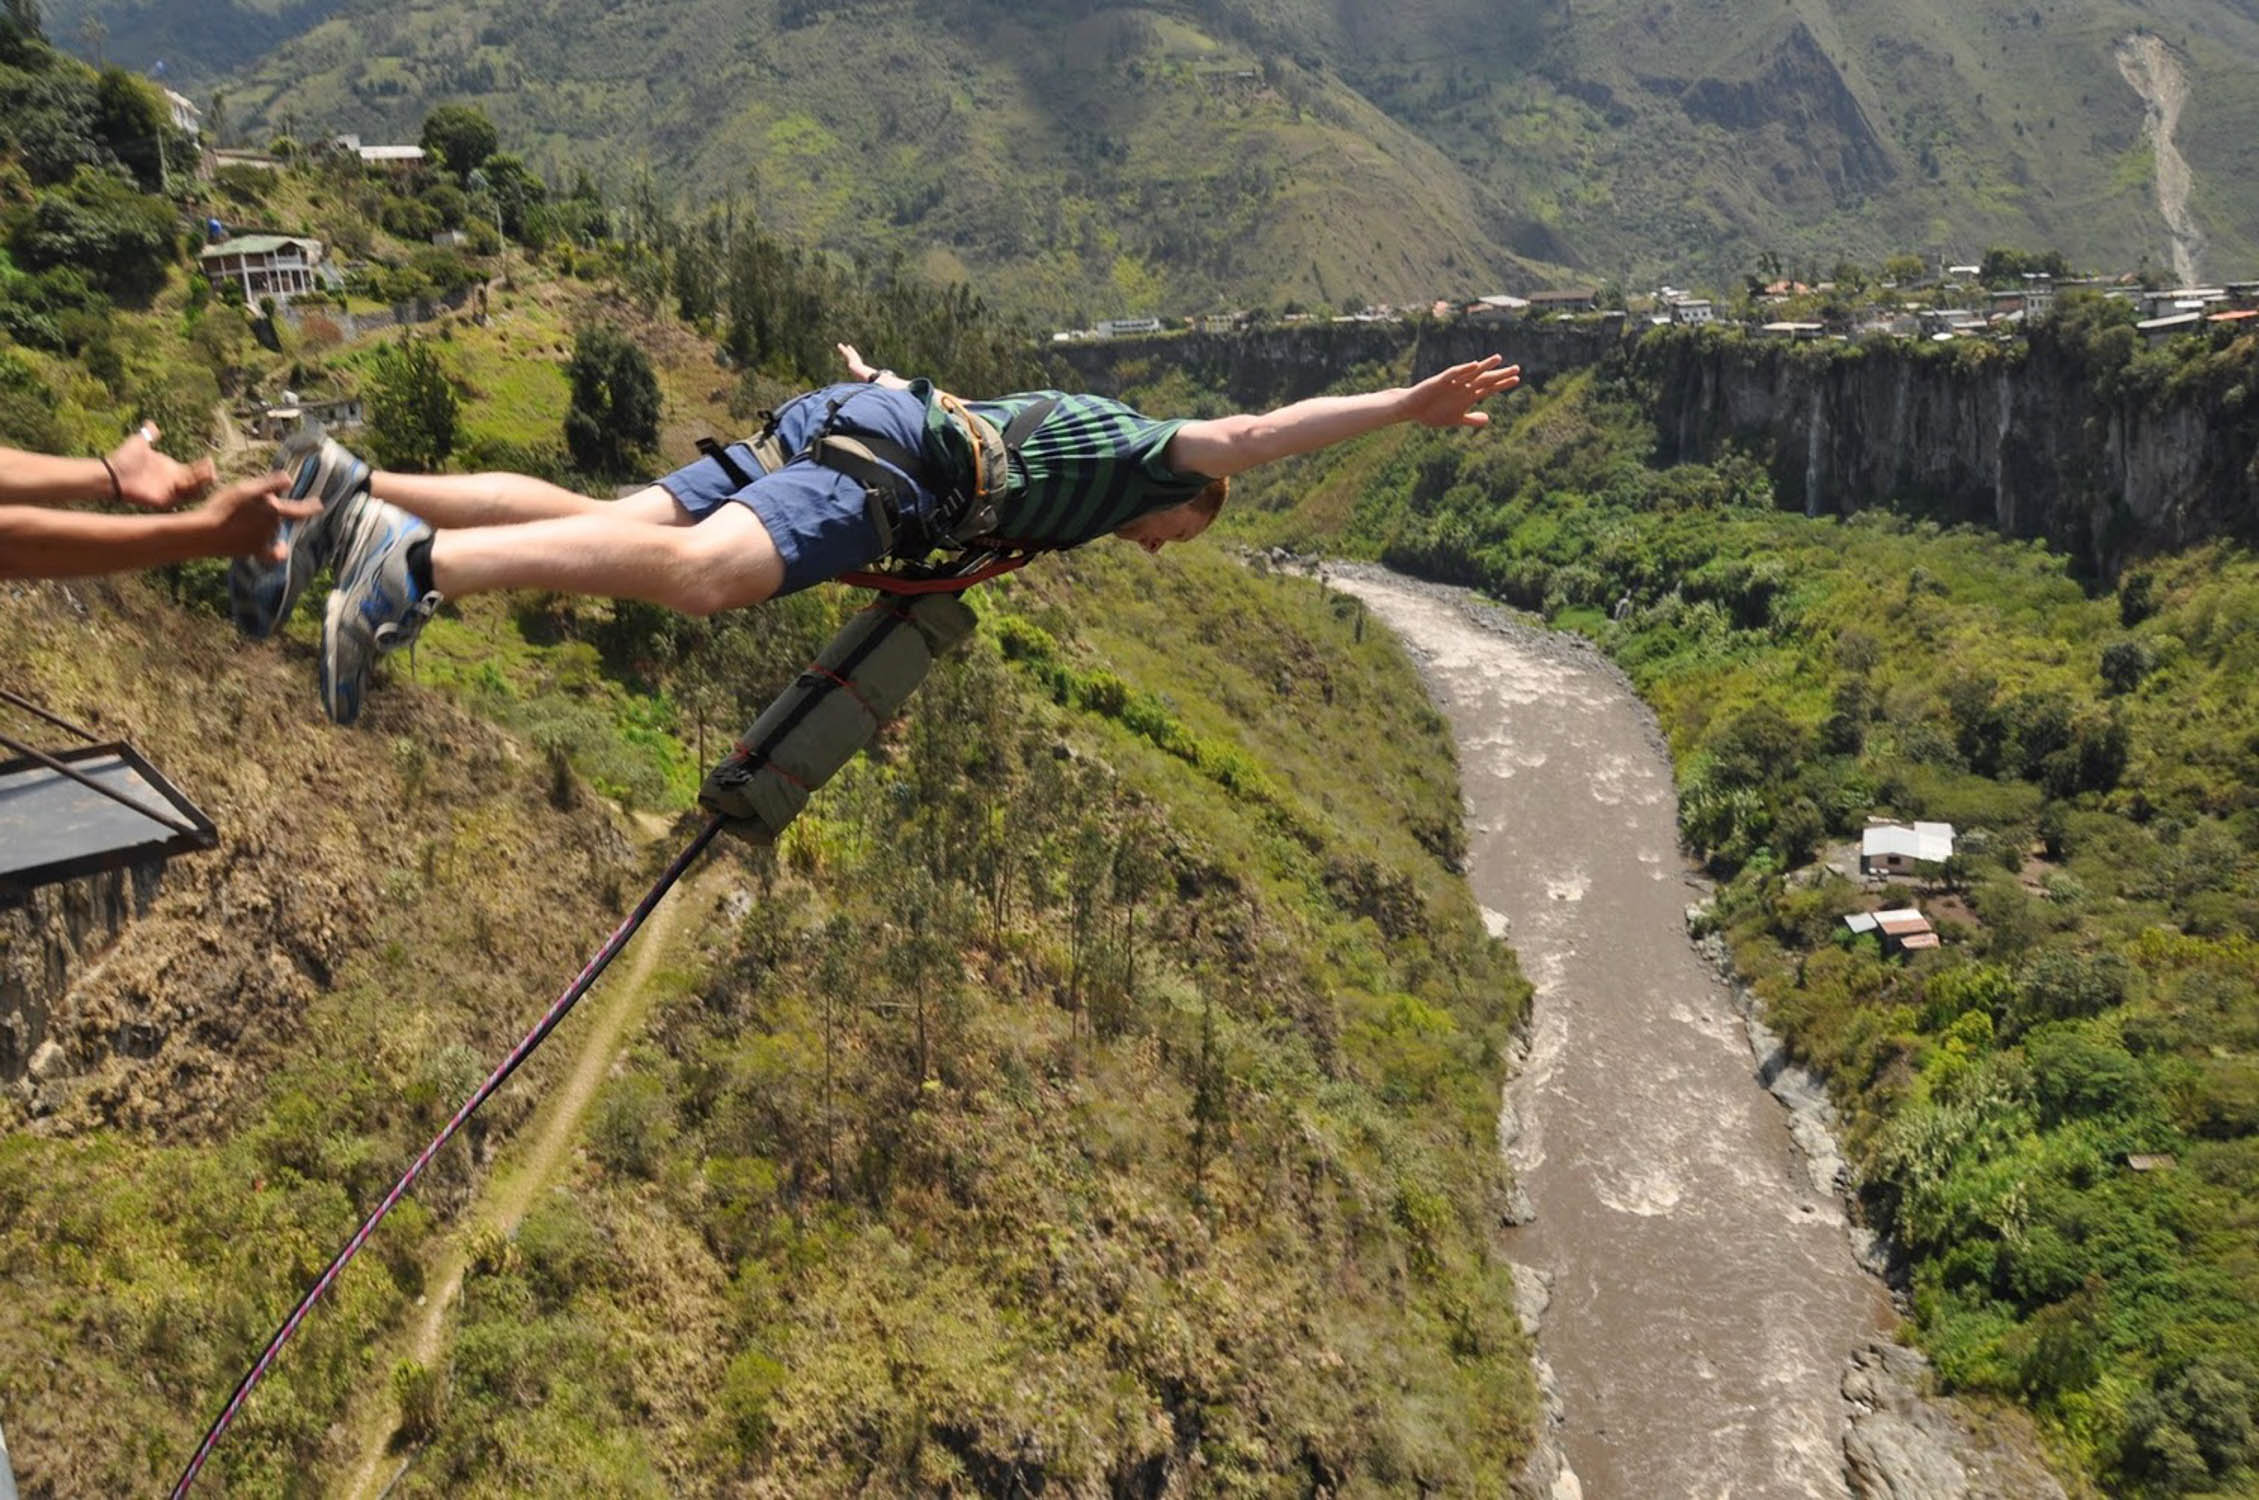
[319, 497, 440, 726]
[227, 432, 372, 639]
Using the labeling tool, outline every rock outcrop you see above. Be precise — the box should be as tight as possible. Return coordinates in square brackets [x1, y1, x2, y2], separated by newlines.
[1842, 1341, 2070, 1500]
[1638, 325, 2258, 576]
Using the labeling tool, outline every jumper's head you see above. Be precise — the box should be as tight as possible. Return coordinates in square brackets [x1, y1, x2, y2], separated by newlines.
[1115, 476, 1228, 555]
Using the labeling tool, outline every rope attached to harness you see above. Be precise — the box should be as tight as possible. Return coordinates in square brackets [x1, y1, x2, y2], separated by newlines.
[169, 817, 724, 1498]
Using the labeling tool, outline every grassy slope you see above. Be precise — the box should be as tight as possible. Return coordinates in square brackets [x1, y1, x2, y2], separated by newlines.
[0, 570, 648, 1495]
[370, 543, 1540, 1495]
[4, 202, 1540, 1489]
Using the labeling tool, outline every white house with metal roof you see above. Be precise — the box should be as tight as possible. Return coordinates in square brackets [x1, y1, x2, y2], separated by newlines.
[198, 234, 325, 302]
[1860, 820, 1955, 876]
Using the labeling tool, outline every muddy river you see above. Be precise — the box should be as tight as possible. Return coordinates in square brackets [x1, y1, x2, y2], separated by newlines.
[1330, 570, 1893, 1499]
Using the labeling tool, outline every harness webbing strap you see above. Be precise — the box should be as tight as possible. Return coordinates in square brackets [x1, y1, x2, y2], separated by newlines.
[169, 818, 724, 1499]
[999, 394, 1060, 450]
[835, 553, 1035, 595]
[695, 436, 754, 490]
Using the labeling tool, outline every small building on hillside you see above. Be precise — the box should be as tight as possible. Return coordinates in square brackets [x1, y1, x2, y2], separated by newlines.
[2142, 287, 2227, 320]
[1919, 309, 1983, 338]
[1669, 297, 1716, 326]
[1466, 294, 1531, 322]
[1528, 288, 1600, 315]
[1844, 908, 1941, 957]
[198, 233, 325, 303]
[1096, 316, 1162, 338]
[211, 148, 283, 173]
[2138, 311, 2206, 345]
[249, 391, 365, 443]
[1760, 321, 1827, 340]
[329, 134, 427, 175]
[1861, 820, 1955, 876]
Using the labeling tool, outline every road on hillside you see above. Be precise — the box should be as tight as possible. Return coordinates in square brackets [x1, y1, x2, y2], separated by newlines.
[1329, 569, 1892, 1499]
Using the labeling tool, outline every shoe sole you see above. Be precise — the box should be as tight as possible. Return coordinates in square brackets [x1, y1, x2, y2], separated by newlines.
[231, 447, 371, 639]
[319, 585, 361, 725]
[321, 498, 430, 726]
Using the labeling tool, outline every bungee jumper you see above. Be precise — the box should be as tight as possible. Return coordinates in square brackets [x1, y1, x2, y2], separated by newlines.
[227, 346, 1521, 727]
[167, 349, 1520, 1494]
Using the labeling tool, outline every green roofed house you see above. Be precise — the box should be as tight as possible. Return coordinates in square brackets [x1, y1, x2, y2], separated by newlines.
[198, 234, 325, 303]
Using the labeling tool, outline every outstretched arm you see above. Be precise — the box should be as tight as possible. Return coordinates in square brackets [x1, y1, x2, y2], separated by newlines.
[1163, 356, 1521, 478]
[0, 473, 313, 580]
[1, 428, 217, 510]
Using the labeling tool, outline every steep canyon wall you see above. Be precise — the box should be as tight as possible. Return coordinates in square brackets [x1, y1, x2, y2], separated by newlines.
[1056, 321, 2257, 574]
[1637, 327, 2257, 575]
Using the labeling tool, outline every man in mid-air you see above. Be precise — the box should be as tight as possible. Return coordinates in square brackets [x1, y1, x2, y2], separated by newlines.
[233, 346, 1520, 724]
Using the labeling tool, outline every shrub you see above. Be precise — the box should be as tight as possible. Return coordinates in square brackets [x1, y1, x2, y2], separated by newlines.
[2100, 639, 2153, 695]
[9, 166, 178, 304]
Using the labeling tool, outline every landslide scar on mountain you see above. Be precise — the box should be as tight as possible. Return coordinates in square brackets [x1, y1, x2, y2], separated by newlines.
[2115, 32, 2204, 287]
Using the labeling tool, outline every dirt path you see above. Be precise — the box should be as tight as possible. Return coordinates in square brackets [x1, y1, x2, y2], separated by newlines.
[2116, 33, 2203, 287]
[337, 824, 719, 1498]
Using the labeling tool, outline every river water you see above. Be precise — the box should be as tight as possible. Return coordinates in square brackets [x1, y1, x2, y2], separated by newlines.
[1329, 571, 1893, 1499]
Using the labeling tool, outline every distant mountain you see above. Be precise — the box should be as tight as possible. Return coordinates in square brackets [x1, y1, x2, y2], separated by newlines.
[46, 0, 2259, 315]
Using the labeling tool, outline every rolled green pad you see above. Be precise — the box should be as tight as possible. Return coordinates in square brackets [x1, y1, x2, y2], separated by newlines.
[698, 592, 979, 841]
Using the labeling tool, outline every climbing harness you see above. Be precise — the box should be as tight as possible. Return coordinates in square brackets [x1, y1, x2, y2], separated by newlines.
[697, 390, 1063, 568]
[173, 564, 996, 1492]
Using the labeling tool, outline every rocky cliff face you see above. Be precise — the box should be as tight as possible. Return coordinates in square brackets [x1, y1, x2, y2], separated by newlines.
[1637, 326, 2258, 575]
[1058, 318, 2256, 575]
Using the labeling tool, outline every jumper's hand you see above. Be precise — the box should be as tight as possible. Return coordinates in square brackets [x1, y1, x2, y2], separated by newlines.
[105, 423, 216, 510]
[836, 343, 883, 383]
[1400, 356, 1521, 430]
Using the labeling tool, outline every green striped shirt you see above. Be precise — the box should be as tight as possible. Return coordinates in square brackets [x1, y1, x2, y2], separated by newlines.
[916, 383, 1212, 547]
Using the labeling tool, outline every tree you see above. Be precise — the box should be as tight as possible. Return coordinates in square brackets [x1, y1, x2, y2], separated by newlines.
[562, 325, 662, 477]
[419, 104, 497, 181]
[1708, 703, 1806, 790]
[366, 337, 459, 473]
[2099, 640, 2153, 695]
[1881, 252, 1928, 284]
[11, 167, 178, 304]
[1, 0, 44, 57]
[93, 68, 166, 190]
[2117, 569, 2157, 626]
[478, 153, 547, 243]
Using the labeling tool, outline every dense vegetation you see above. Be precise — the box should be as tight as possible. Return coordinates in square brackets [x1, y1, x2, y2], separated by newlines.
[2, 78, 1539, 1496]
[1219, 339, 2259, 1495]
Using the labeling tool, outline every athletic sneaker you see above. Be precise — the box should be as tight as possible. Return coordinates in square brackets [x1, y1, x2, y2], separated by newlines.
[226, 432, 372, 639]
[319, 498, 440, 726]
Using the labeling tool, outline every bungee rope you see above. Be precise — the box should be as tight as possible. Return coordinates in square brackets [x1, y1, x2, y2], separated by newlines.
[169, 816, 724, 1498]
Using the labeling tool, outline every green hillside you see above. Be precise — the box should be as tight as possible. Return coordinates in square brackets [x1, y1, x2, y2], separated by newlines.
[0, 37, 1540, 1486]
[39, 0, 2259, 315]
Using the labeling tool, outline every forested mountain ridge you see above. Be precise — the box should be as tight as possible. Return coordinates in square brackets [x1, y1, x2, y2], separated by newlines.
[42, 0, 2259, 316]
